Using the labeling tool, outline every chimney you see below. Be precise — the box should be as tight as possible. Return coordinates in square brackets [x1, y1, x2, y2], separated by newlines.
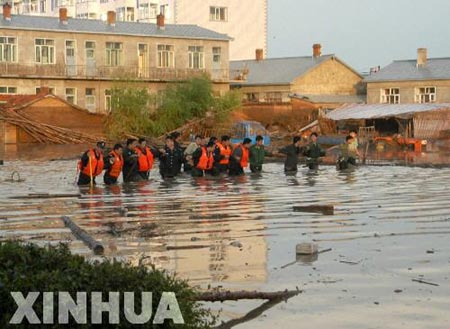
[107, 11, 116, 26]
[255, 48, 264, 61]
[417, 48, 427, 67]
[313, 44, 322, 58]
[157, 14, 165, 30]
[59, 7, 68, 24]
[3, 3, 12, 21]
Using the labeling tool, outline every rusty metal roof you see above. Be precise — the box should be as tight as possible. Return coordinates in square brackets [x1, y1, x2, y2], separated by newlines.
[326, 103, 450, 120]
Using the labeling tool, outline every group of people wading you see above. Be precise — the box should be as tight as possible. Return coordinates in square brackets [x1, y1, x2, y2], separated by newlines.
[76, 131, 361, 186]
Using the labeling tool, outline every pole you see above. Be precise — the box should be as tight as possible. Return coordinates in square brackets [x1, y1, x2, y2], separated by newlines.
[88, 152, 94, 187]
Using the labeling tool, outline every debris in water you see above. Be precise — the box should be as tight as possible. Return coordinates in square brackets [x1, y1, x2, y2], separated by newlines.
[293, 205, 334, 215]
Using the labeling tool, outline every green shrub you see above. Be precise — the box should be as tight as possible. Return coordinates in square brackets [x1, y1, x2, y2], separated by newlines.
[0, 241, 215, 328]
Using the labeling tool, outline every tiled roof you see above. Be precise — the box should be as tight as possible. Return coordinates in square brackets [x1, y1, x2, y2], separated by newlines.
[0, 15, 231, 40]
[230, 55, 335, 85]
[326, 103, 450, 120]
[364, 58, 450, 83]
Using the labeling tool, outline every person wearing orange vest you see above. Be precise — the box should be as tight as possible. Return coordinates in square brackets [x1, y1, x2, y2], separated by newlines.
[213, 135, 232, 174]
[135, 137, 156, 180]
[191, 141, 215, 177]
[229, 138, 252, 176]
[103, 143, 123, 185]
[77, 141, 105, 186]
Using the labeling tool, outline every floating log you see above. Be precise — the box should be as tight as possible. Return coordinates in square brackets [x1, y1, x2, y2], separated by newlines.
[194, 289, 301, 302]
[61, 216, 104, 255]
[412, 278, 439, 287]
[10, 193, 81, 199]
[293, 205, 334, 215]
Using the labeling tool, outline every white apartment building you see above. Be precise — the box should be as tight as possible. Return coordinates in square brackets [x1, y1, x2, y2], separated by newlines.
[0, 0, 267, 60]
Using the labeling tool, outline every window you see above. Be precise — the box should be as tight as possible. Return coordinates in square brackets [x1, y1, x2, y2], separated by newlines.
[188, 46, 204, 69]
[65, 40, 75, 58]
[415, 87, 436, 103]
[105, 89, 112, 112]
[0, 37, 17, 62]
[85, 41, 95, 59]
[35, 87, 55, 94]
[157, 44, 174, 68]
[117, 7, 134, 21]
[0, 86, 17, 94]
[246, 93, 259, 102]
[210, 6, 227, 21]
[138, 3, 158, 20]
[265, 92, 282, 102]
[85, 88, 96, 110]
[105, 42, 122, 66]
[65, 88, 76, 104]
[381, 88, 400, 104]
[212, 47, 221, 64]
[35, 39, 55, 64]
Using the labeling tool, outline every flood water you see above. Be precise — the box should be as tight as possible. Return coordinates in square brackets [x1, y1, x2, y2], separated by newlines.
[1, 156, 450, 328]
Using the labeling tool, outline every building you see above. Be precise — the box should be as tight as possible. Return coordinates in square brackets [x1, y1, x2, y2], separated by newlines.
[365, 48, 450, 104]
[1, 0, 267, 60]
[230, 45, 364, 106]
[0, 5, 230, 113]
[0, 89, 105, 144]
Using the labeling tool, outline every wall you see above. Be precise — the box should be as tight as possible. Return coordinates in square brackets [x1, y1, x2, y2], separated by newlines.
[293, 57, 362, 95]
[171, 0, 267, 60]
[367, 80, 450, 104]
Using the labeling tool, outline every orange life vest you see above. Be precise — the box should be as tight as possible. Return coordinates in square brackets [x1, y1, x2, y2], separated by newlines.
[196, 146, 214, 170]
[108, 150, 123, 179]
[136, 146, 154, 172]
[79, 149, 104, 178]
[235, 144, 249, 168]
[217, 142, 231, 165]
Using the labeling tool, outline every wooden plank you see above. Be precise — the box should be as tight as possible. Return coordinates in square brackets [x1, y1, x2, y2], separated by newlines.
[293, 205, 334, 215]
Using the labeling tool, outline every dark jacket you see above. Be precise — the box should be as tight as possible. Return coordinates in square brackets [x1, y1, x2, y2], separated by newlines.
[159, 146, 183, 178]
[122, 147, 139, 182]
[279, 144, 302, 171]
[303, 142, 325, 159]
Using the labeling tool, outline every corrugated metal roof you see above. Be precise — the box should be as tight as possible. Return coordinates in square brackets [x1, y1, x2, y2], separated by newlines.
[364, 58, 450, 83]
[0, 15, 231, 40]
[230, 55, 335, 85]
[290, 93, 366, 104]
[326, 103, 450, 120]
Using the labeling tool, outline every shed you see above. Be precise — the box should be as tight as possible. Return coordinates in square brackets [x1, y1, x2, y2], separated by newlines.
[0, 91, 105, 144]
[326, 103, 450, 139]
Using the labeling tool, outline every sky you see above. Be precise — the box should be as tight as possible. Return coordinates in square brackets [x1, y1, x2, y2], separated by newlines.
[267, 0, 450, 73]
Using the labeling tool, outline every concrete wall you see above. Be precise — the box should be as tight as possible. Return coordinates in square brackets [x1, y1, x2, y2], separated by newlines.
[171, 0, 267, 60]
[292, 57, 362, 95]
[367, 80, 450, 104]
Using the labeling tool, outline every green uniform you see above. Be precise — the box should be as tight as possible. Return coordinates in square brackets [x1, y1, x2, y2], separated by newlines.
[303, 142, 325, 169]
[249, 144, 271, 173]
[338, 143, 357, 170]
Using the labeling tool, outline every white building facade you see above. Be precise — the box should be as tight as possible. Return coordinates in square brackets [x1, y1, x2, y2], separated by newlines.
[1, 0, 266, 60]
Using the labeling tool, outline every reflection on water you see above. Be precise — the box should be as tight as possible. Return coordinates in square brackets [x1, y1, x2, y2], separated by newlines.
[1, 158, 450, 327]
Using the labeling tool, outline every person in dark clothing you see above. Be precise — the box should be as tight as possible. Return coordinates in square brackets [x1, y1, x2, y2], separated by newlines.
[191, 141, 215, 177]
[77, 141, 105, 186]
[122, 138, 141, 183]
[103, 143, 123, 185]
[159, 136, 183, 179]
[303, 132, 326, 170]
[279, 136, 303, 173]
[249, 135, 272, 173]
[170, 131, 184, 174]
[229, 138, 252, 176]
[213, 135, 232, 174]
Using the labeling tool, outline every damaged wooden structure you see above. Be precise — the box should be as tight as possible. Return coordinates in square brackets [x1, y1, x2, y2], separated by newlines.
[326, 103, 450, 139]
[0, 90, 105, 144]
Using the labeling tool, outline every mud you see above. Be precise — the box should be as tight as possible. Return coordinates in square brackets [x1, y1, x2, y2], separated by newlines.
[0, 150, 449, 328]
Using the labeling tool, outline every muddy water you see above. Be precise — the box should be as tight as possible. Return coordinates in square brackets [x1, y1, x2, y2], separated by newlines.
[0, 159, 450, 328]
